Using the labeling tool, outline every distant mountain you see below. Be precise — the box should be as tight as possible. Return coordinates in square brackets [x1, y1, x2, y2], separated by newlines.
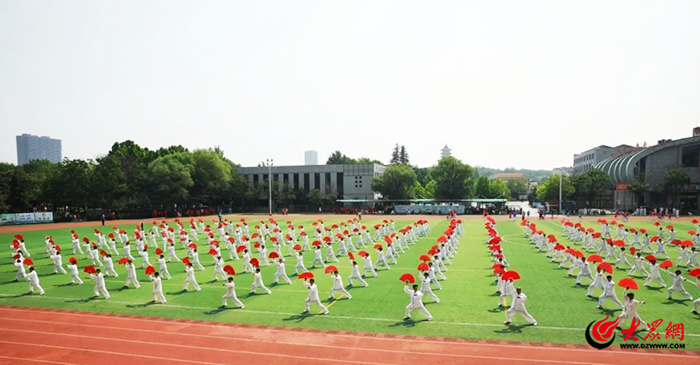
[475, 166, 553, 182]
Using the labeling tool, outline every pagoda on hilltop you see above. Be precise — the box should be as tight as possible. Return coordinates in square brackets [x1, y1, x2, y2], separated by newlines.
[441, 144, 452, 158]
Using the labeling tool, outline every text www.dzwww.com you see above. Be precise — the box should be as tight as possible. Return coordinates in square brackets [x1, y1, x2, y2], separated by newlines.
[620, 343, 685, 349]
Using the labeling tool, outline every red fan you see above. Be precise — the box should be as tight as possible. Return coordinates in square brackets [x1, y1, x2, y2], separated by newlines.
[53, 244, 61, 252]
[14, 234, 23, 240]
[293, 244, 302, 251]
[298, 272, 314, 280]
[348, 252, 355, 260]
[614, 240, 626, 247]
[669, 239, 682, 246]
[117, 257, 129, 265]
[564, 222, 573, 227]
[155, 248, 163, 255]
[667, 225, 674, 230]
[232, 246, 244, 254]
[250, 258, 260, 267]
[619, 278, 639, 290]
[83, 265, 96, 274]
[650, 236, 659, 243]
[145, 266, 156, 275]
[399, 273, 415, 283]
[587, 228, 595, 233]
[682, 240, 694, 248]
[12, 240, 19, 249]
[502, 271, 521, 281]
[384, 236, 392, 244]
[489, 246, 501, 251]
[100, 250, 108, 256]
[431, 245, 439, 250]
[23, 258, 34, 265]
[182, 257, 191, 265]
[254, 242, 261, 249]
[659, 260, 673, 269]
[427, 248, 438, 256]
[654, 222, 660, 227]
[324, 265, 338, 274]
[689, 230, 697, 236]
[374, 244, 383, 250]
[645, 254, 657, 262]
[592, 233, 602, 239]
[492, 263, 503, 269]
[554, 244, 565, 251]
[12, 254, 20, 260]
[548, 235, 557, 243]
[251, 233, 260, 239]
[358, 250, 368, 257]
[143, 244, 148, 251]
[598, 262, 614, 274]
[224, 265, 235, 275]
[188, 243, 197, 249]
[689, 268, 700, 278]
[494, 267, 505, 274]
[312, 240, 322, 246]
[417, 263, 430, 271]
[69, 257, 77, 264]
[571, 250, 584, 258]
[81, 237, 89, 243]
[520, 220, 527, 226]
[267, 251, 279, 259]
[208, 248, 218, 255]
[640, 228, 647, 234]
[489, 237, 502, 245]
[605, 238, 613, 244]
[494, 253, 503, 258]
[610, 220, 617, 225]
[419, 254, 431, 262]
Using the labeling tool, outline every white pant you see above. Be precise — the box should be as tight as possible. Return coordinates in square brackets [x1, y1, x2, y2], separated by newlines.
[222, 293, 243, 307]
[348, 274, 368, 287]
[273, 272, 292, 284]
[617, 312, 647, 329]
[54, 264, 66, 274]
[94, 285, 110, 298]
[576, 272, 594, 284]
[668, 286, 693, 300]
[330, 287, 352, 299]
[311, 258, 326, 268]
[599, 294, 623, 308]
[405, 304, 432, 320]
[628, 265, 649, 276]
[159, 268, 171, 279]
[375, 259, 390, 269]
[214, 269, 227, 281]
[184, 278, 201, 291]
[362, 266, 378, 277]
[294, 264, 308, 274]
[70, 274, 83, 284]
[505, 307, 536, 324]
[422, 290, 440, 303]
[125, 276, 140, 288]
[28, 281, 44, 295]
[152, 290, 166, 303]
[251, 282, 271, 294]
[645, 275, 666, 287]
[105, 266, 118, 277]
[305, 298, 328, 313]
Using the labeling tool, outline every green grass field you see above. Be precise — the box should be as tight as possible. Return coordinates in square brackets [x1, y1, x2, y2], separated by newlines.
[2, 216, 699, 350]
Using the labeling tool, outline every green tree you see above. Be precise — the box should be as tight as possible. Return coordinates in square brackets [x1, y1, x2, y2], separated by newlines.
[399, 145, 409, 164]
[506, 179, 528, 196]
[307, 189, 323, 206]
[356, 157, 382, 165]
[663, 168, 690, 208]
[431, 156, 476, 199]
[275, 182, 296, 206]
[390, 144, 400, 164]
[326, 151, 356, 165]
[413, 167, 433, 186]
[571, 169, 611, 207]
[409, 180, 428, 199]
[474, 176, 492, 198]
[0, 163, 14, 213]
[424, 180, 437, 199]
[490, 179, 511, 199]
[627, 180, 650, 206]
[190, 149, 234, 206]
[536, 174, 575, 202]
[90, 155, 128, 209]
[147, 153, 195, 207]
[371, 164, 417, 200]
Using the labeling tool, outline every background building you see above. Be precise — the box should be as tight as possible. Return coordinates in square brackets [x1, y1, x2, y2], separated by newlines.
[441, 145, 452, 158]
[304, 150, 318, 165]
[593, 128, 700, 212]
[16, 134, 62, 165]
[573, 145, 612, 175]
[488, 172, 525, 181]
[237, 163, 386, 201]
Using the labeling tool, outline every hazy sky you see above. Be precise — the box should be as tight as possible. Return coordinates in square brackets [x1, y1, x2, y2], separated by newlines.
[1, 1, 698, 170]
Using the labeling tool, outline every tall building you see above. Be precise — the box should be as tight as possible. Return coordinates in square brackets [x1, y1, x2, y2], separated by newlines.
[16, 134, 62, 166]
[441, 144, 452, 158]
[304, 150, 318, 165]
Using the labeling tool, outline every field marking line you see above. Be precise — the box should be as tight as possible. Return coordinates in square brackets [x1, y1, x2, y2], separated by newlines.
[0, 340, 229, 365]
[0, 316, 694, 359]
[2, 301, 700, 345]
[0, 330, 621, 365]
[0, 355, 78, 365]
[0, 336, 393, 365]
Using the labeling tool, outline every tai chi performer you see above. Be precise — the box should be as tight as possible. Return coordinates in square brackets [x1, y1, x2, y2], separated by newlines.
[213, 256, 227, 281]
[362, 253, 378, 277]
[403, 282, 432, 321]
[124, 261, 141, 289]
[13, 259, 25, 281]
[183, 263, 201, 291]
[273, 259, 292, 284]
[329, 270, 352, 299]
[90, 269, 110, 299]
[25, 267, 45, 295]
[420, 272, 440, 303]
[294, 251, 308, 274]
[157, 255, 171, 279]
[645, 260, 666, 287]
[348, 260, 369, 287]
[628, 253, 649, 276]
[505, 287, 537, 326]
[598, 275, 623, 309]
[250, 268, 272, 294]
[375, 247, 391, 270]
[302, 278, 329, 314]
[67, 260, 84, 285]
[221, 276, 244, 308]
[617, 288, 647, 329]
[150, 272, 167, 303]
[666, 269, 693, 300]
[50, 251, 67, 274]
[311, 246, 326, 268]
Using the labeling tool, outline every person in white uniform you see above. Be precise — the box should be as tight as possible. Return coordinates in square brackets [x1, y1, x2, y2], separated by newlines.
[25, 267, 45, 295]
[403, 283, 433, 321]
[13, 259, 26, 281]
[645, 260, 666, 287]
[213, 256, 227, 281]
[598, 275, 623, 309]
[50, 251, 67, 274]
[329, 270, 352, 299]
[303, 278, 329, 314]
[273, 258, 292, 284]
[616, 289, 647, 330]
[586, 268, 605, 297]
[250, 268, 272, 294]
[311, 246, 326, 268]
[150, 272, 167, 303]
[221, 276, 245, 308]
[124, 261, 141, 289]
[294, 251, 308, 275]
[666, 269, 693, 300]
[420, 272, 440, 303]
[347, 260, 369, 287]
[505, 287, 537, 326]
[90, 269, 110, 299]
[627, 253, 649, 277]
[362, 253, 378, 277]
[66, 260, 83, 285]
[157, 255, 171, 279]
[183, 263, 201, 291]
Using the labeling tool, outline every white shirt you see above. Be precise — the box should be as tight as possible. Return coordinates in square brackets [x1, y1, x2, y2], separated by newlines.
[151, 276, 162, 291]
[314, 249, 322, 260]
[603, 281, 616, 296]
[50, 254, 63, 266]
[332, 274, 344, 289]
[623, 295, 642, 317]
[25, 271, 39, 283]
[276, 262, 286, 274]
[296, 254, 304, 266]
[253, 272, 264, 285]
[511, 292, 528, 310]
[126, 264, 137, 278]
[67, 264, 79, 276]
[185, 266, 196, 279]
[405, 286, 424, 307]
[225, 281, 236, 295]
[92, 273, 105, 287]
[306, 283, 320, 301]
[158, 257, 167, 269]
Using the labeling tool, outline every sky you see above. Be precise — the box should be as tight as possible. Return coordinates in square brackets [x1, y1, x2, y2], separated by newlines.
[1, 1, 699, 170]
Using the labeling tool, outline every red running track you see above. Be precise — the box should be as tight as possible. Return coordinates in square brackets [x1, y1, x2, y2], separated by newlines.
[0, 306, 698, 365]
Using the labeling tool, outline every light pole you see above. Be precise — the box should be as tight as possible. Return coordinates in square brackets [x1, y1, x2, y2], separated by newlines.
[265, 159, 273, 216]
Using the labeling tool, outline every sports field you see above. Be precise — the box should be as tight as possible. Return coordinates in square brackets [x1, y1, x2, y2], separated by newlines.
[1, 215, 699, 364]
